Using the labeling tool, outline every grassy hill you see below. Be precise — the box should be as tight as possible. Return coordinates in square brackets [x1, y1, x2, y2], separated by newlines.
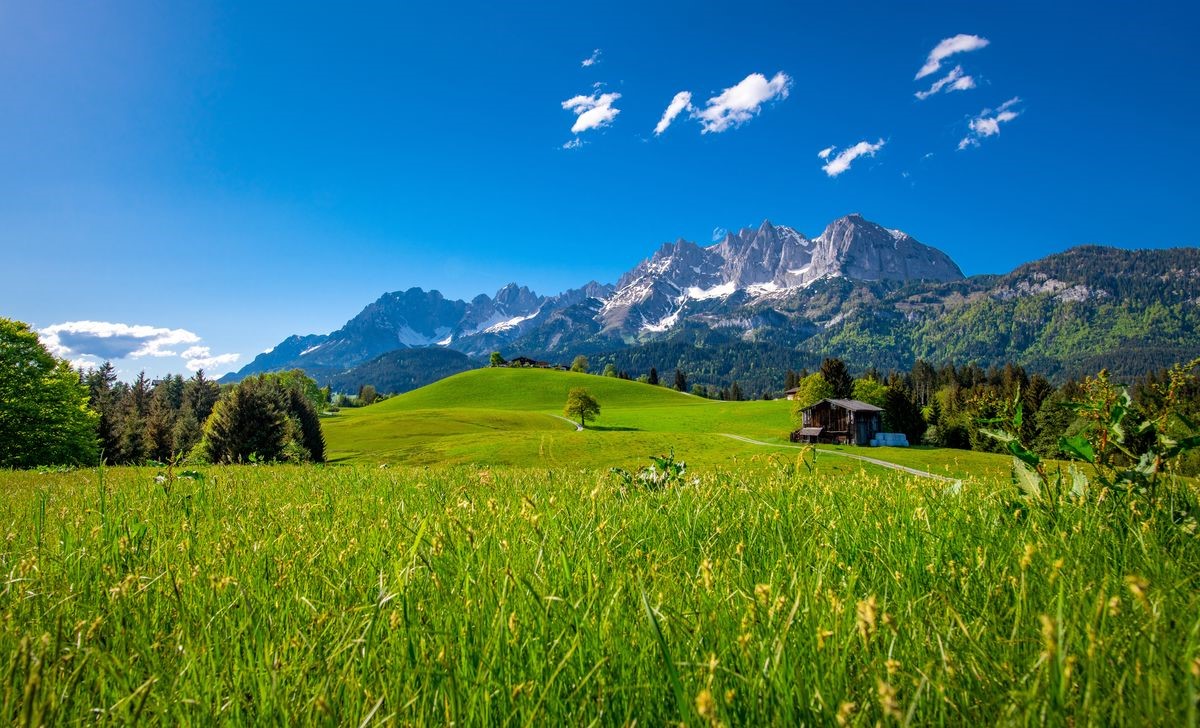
[321, 367, 1012, 479]
[323, 367, 809, 469]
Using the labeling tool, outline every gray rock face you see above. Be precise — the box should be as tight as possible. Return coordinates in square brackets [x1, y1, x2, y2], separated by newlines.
[808, 214, 963, 283]
[598, 214, 963, 335]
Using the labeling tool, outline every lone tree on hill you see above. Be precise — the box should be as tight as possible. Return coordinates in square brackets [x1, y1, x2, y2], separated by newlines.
[570, 355, 590, 373]
[648, 367, 659, 386]
[674, 369, 687, 392]
[489, 351, 505, 367]
[563, 387, 600, 428]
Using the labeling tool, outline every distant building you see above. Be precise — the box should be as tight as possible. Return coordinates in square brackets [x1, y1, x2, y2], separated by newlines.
[791, 398, 883, 446]
[784, 387, 800, 400]
[506, 356, 554, 369]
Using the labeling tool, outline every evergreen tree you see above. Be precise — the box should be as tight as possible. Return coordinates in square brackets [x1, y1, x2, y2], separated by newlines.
[883, 387, 927, 444]
[648, 367, 659, 386]
[119, 371, 150, 463]
[820, 357, 854, 399]
[85, 361, 122, 459]
[674, 369, 687, 392]
[730, 381, 743, 401]
[200, 376, 289, 463]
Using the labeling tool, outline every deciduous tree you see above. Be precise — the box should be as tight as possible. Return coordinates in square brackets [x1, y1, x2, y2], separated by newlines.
[0, 318, 98, 467]
[563, 387, 600, 428]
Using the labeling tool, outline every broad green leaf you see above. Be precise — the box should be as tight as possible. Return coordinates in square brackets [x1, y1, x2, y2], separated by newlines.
[1059, 435, 1096, 463]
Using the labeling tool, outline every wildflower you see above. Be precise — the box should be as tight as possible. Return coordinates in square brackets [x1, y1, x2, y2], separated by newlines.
[1039, 614, 1057, 657]
[724, 689, 736, 704]
[695, 689, 717, 724]
[835, 701, 857, 726]
[698, 559, 714, 591]
[754, 583, 772, 606]
[885, 658, 902, 675]
[876, 680, 902, 720]
[856, 595, 878, 643]
[1020, 543, 1035, 570]
[816, 628, 834, 650]
[1125, 575, 1150, 611]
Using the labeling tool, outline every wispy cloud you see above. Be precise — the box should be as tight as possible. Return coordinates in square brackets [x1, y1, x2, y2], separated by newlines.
[692, 72, 791, 133]
[561, 138, 585, 150]
[180, 346, 240, 372]
[562, 91, 622, 134]
[581, 49, 601, 67]
[958, 97, 1022, 149]
[819, 139, 886, 177]
[915, 34, 989, 80]
[915, 65, 976, 100]
[654, 91, 693, 135]
[39, 321, 240, 373]
[711, 227, 727, 242]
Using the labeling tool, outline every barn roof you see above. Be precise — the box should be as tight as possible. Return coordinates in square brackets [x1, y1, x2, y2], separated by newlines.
[807, 398, 883, 412]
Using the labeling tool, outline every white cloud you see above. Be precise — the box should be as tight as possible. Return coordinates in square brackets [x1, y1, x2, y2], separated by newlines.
[38, 320, 240, 373]
[915, 34, 990, 80]
[820, 139, 886, 177]
[958, 97, 1022, 149]
[179, 346, 240, 372]
[915, 65, 976, 100]
[562, 91, 621, 134]
[561, 138, 585, 150]
[40, 321, 200, 360]
[692, 72, 791, 134]
[581, 49, 601, 67]
[817, 146, 835, 160]
[654, 91, 693, 135]
[711, 227, 727, 242]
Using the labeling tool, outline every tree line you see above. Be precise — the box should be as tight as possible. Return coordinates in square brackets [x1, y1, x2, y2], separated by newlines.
[1, 318, 326, 468]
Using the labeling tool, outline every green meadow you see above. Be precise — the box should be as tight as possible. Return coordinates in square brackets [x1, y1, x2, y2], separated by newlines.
[321, 368, 1008, 480]
[3, 367, 1198, 724]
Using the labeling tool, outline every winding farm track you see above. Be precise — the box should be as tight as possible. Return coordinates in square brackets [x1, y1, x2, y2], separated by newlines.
[551, 415, 585, 432]
[719, 433, 961, 484]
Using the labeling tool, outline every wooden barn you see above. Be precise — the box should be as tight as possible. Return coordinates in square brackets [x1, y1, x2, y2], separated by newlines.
[791, 398, 883, 446]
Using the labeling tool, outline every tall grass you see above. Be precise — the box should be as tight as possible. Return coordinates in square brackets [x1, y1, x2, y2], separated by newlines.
[1, 463, 1197, 724]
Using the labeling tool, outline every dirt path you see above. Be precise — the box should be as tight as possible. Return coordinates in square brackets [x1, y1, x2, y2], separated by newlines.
[720, 433, 961, 484]
[551, 415, 585, 432]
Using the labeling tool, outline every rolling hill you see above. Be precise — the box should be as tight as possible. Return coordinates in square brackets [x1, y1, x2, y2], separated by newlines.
[320, 367, 1012, 479]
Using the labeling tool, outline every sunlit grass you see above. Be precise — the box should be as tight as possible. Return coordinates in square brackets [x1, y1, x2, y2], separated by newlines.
[2, 463, 1197, 724]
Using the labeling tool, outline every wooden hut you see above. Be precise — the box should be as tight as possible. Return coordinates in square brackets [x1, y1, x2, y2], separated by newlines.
[791, 398, 883, 446]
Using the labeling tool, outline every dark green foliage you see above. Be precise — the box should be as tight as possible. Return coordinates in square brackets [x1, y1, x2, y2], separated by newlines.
[673, 369, 687, 392]
[489, 351, 505, 367]
[201, 376, 289, 463]
[647, 367, 659, 386]
[0, 318, 99, 468]
[200, 372, 326, 463]
[882, 387, 926, 444]
[819, 358, 853, 399]
[286, 384, 326, 463]
[326, 348, 472, 396]
[358, 384, 378, 406]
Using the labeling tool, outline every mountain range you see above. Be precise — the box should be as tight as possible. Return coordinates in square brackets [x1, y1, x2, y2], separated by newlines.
[223, 214, 1200, 394]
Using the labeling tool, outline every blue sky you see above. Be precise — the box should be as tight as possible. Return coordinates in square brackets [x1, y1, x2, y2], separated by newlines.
[2, 1, 1198, 379]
